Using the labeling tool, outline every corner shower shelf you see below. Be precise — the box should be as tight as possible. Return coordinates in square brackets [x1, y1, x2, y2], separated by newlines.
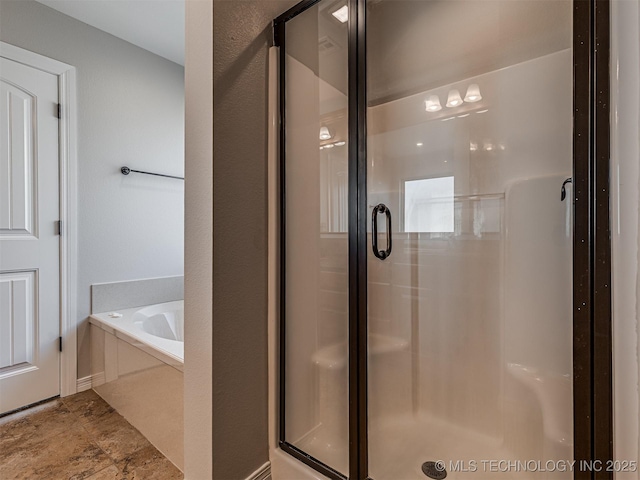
[312, 334, 409, 370]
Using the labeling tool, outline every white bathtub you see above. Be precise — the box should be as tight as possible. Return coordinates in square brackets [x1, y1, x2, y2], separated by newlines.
[134, 302, 184, 342]
[91, 301, 184, 369]
[90, 301, 184, 470]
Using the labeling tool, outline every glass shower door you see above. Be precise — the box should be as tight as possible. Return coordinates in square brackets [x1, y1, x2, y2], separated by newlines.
[278, 0, 350, 477]
[365, 1, 574, 478]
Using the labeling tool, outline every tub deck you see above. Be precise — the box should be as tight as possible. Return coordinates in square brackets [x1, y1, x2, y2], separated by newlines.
[90, 301, 184, 371]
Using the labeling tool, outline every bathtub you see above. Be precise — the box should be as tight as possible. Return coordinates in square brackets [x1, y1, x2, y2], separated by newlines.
[90, 301, 184, 471]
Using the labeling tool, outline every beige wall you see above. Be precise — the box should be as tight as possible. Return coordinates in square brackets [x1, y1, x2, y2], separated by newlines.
[212, 1, 297, 477]
[187, 1, 297, 478]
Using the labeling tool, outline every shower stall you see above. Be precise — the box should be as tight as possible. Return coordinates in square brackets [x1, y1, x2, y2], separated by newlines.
[271, 1, 612, 479]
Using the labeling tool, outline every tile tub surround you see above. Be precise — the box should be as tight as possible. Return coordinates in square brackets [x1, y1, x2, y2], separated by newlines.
[90, 315, 184, 471]
[0, 392, 182, 480]
[91, 276, 184, 315]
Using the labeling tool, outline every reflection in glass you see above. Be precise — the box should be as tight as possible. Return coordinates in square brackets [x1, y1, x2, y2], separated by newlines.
[464, 83, 482, 103]
[404, 177, 454, 233]
[425, 95, 442, 112]
[445, 89, 463, 107]
[283, 0, 349, 474]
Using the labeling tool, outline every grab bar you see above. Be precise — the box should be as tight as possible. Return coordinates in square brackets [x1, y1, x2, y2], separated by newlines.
[121, 166, 184, 180]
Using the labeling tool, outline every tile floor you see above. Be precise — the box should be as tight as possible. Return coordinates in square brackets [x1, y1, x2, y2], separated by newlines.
[0, 390, 183, 480]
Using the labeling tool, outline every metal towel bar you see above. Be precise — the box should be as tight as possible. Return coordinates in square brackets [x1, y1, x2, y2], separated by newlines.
[121, 166, 184, 180]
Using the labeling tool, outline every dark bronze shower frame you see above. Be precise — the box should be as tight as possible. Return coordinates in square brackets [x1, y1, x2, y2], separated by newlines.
[273, 1, 612, 479]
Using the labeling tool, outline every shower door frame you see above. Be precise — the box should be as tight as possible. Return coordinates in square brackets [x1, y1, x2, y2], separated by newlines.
[273, 0, 613, 478]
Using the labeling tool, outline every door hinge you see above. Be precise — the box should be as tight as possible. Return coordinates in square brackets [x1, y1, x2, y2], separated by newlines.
[57, 103, 62, 119]
[55, 220, 62, 236]
[59, 336, 62, 352]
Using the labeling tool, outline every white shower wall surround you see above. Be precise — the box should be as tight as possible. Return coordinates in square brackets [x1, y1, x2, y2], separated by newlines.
[367, 53, 572, 471]
[269, 47, 574, 480]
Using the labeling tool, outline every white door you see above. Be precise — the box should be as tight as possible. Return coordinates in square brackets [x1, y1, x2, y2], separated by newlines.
[0, 57, 60, 414]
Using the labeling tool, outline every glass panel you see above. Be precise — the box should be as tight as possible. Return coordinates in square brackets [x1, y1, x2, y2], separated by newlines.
[366, 1, 574, 478]
[283, 1, 349, 474]
[404, 177, 455, 233]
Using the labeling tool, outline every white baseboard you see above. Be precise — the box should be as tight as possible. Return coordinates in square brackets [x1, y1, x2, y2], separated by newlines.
[246, 462, 271, 480]
[76, 375, 92, 392]
[76, 372, 105, 393]
[93, 371, 105, 387]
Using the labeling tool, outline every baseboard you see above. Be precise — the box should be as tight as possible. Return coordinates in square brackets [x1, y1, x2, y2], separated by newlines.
[76, 372, 105, 393]
[92, 372, 105, 387]
[246, 462, 271, 480]
[76, 375, 92, 392]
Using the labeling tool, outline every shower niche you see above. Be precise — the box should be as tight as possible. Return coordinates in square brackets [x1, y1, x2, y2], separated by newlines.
[273, 1, 611, 479]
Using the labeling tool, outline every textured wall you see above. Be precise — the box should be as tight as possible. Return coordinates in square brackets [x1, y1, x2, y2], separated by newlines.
[212, 0, 296, 478]
[0, 0, 185, 380]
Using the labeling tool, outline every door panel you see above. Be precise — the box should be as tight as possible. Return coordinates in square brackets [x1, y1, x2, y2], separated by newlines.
[0, 271, 36, 370]
[0, 81, 36, 236]
[0, 57, 60, 414]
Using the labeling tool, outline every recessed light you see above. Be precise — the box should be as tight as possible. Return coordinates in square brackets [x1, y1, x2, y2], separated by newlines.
[416, 142, 423, 147]
[332, 5, 349, 23]
[335, 141, 346, 147]
[457, 114, 470, 118]
[476, 109, 489, 114]
[324, 143, 335, 149]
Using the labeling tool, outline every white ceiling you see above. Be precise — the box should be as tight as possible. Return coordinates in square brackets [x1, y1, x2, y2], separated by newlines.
[35, 0, 185, 65]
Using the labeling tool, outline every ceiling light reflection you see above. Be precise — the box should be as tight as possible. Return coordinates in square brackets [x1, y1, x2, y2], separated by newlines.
[332, 5, 349, 23]
[446, 89, 463, 108]
[319, 126, 332, 141]
[425, 95, 442, 112]
[464, 84, 482, 102]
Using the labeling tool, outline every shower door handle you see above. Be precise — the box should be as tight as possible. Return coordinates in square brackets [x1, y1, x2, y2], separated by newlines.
[372, 204, 392, 260]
